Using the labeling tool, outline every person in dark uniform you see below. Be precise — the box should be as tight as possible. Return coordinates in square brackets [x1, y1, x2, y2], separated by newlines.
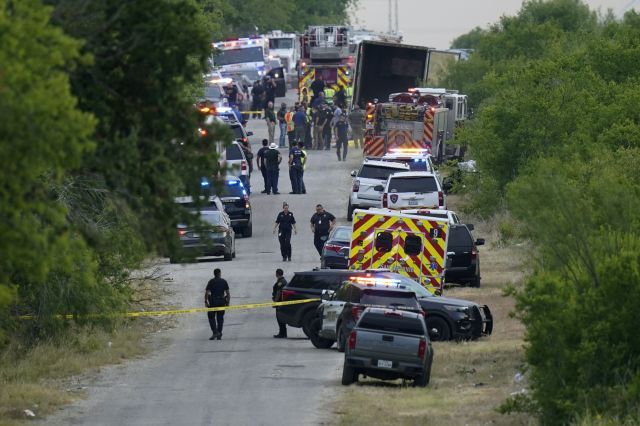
[273, 202, 297, 261]
[272, 268, 288, 338]
[309, 204, 336, 256]
[288, 142, 306, 194]
[264, 143, 282, 194]
[204, 268, 230, 340]
[256, 139, 270, 193]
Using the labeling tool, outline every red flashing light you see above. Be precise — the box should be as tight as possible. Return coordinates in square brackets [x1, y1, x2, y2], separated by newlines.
[178, 229, 187, 236]
[199, 128, 207, 136]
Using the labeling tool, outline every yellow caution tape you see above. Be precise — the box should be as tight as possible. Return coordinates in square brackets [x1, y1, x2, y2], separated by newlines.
[240, 111, 265, 114]
[18, 298, 320, 320]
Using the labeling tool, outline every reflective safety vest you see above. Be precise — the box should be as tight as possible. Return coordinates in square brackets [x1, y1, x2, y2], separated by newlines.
[324, 87, 335, 101]
[301, 148, 307, 170]
[345, 85, 353, 98]
[285, 111, 295, 132]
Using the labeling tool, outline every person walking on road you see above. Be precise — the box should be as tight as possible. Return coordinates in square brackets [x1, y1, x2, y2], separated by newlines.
[310, 204, 336, 256]
[349, 105, 365, 149]
[335, 112, 350, 161]
[265, 143, 282, 195]
[251, 80, 264, 119]
[265, 101, 277, 145]
[288, 142, 306, 194]
[285, 106, 295, 147]
[273, 202, 297, 262]
[277, 102, 287, 148]
[272, 268, 288, 338]
[293, 106, 307, 144]
[322, 105, 333, 151]
[256, 139, 270, 194]
[312, 106, 325, 150]
[204, 268, 230, 340]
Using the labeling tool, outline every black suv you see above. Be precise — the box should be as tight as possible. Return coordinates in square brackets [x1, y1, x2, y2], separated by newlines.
[445, 224, 484, 287]
[277, 269, 492, 342]
[318, 281, 422, 352]
[214, 175, 252, 237]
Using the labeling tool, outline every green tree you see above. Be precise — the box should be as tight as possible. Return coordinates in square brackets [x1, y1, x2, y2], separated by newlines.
[0, 0, 97, 337]
[450, 26, 486, 49]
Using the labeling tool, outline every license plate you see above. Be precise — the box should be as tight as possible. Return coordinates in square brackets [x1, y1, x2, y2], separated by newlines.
[377, 359, 393, 368]
[408, 199, 418, 206]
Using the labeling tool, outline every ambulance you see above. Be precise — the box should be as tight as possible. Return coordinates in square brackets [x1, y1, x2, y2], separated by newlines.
[212, 37, 269, 82]
[348, 208, 450, 295]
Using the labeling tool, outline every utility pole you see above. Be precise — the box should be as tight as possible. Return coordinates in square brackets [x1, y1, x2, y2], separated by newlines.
[388, 0, 392, 33]
[395, 0, 399, 33]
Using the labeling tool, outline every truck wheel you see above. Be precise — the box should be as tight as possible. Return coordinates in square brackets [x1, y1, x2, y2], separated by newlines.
[309, 317, 335, 349]
[301, 311, 316, 338]
[337, 325, 346, 353]
[414, 370, 430, 387]
[426, 317, 451, 341]
[347, 201, 354, 222]
[341, 362, 358, 386]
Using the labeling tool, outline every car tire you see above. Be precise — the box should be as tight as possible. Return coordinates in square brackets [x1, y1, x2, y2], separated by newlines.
[341, 362, 358, 386]
[347, 200, 354, 222]
[336, 324, 346, 353]
[223, 250, 232, 261]
[309, 317, 335, 349]
[414, 368, 430, 387]
[469, 277, 480, 287]
[243, 224, 252, 238]
[301, 311, 317, 338]
[426, 317, 451, 341]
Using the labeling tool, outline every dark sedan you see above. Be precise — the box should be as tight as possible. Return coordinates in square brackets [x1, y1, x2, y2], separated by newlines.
[321, 226, 351, 269]
[215, 176, 252, 238]
[171, 210, 236, 263]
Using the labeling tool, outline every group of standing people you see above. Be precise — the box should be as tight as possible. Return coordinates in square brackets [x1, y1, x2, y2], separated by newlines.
[273, 203, 336, 262]
[255, 139, 307, 195]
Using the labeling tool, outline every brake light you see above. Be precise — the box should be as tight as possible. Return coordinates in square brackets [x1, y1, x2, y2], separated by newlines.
[352, 180, 360, 192]
[418, 337, 427, 359]
[471, 248, 478, 260]
[178, 229, 187, 236]
[384, 311, 401, 317]
[348, 330, 357, 350]
[382, 193, 388, 208]
[281, 289, 296, 300]
[324, 244, 342, 253]
[198, 128, 207, 136]
[244, 194, 250, 209]
[241, 160, 247, 174]
[351, 306, 363, 320]
[438, 191, 444, 207]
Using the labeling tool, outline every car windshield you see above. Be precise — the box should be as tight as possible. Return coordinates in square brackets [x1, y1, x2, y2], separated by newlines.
[388, 176, 438, 193]
[359, 165, 406, 180]
[332, 227, 351, 241]
[215, 47, 264, 66]
[225, 144, 244, 161]
[204, 84, 222, 100]
[449, 225, 473, 246]
[361, 290, 419, 309]
[358, 312, 425, 335]
[269, 38, 293, 49]
[230, 125, 245, 140]
[199, 212, 224, 226]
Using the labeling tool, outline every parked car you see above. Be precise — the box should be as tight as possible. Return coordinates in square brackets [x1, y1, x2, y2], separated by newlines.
[223, 140, 251, 188]
[214, 175, 252, 238]
[277, 269, 492, 342]
[348, 159, 409, 221]
[342, 307, 434, 387]
[171, 209, 236, 263]
[315, 279, 423, 352]
[445, 224, 484, 287]
[320, 226, 351, 269]
[379, 171, 445, 210]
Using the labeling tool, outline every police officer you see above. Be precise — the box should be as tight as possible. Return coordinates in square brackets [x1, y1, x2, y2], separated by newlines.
[272, 268, 288, 338]
[264, 143, 282, 195]
[310, 204, 336, 256]
[288, 142, 306, 194]
[273, 202, 297, 261]
[204, 268, 230, 340]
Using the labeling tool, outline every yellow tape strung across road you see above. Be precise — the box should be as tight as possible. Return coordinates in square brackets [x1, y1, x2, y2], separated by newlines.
[18, 299, 320, 320]
[240, 111, 265, 114]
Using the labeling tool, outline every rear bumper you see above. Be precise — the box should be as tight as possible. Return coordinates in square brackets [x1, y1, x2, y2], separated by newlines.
[181, 242, 228, 256]
[345, 354, 426, 379]
[321, 254, 349, 269]
[445, 264, 478, 284]
[350, 194, 381, 209]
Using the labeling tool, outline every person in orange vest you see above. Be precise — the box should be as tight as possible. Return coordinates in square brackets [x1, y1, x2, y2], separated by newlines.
[284, 107, 295, 147]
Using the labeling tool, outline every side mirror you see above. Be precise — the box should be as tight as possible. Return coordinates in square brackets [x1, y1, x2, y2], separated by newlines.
[373, 185, 384, 192]
[350, 170, 357, 177]
[321, 289, 335, 301]
[475, 238, 485, 246]
[246, 131, 254, 136]
[466, 224, 474, 231]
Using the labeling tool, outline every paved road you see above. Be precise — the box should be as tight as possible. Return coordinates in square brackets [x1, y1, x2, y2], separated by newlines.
[48, 93, 362, 426]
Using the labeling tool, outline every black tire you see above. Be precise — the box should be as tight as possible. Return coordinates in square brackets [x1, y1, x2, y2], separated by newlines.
[347, 200, 354, 222]
[336, 324, 346, 353]
[308, 317, 335, 349]
[243, 224, 252, 238]
[341, 362, 358, 386]
[469, 277, 480, 287]
[426, 317, 451, 341]
[223, 250, 232, 261]
[414, 370, 430, 387]
[301, 310, 317, 338]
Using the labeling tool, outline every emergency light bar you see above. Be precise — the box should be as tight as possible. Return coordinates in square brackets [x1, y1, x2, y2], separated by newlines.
[389, 148, 429, 154]
[350, 277, 400, 286]
[210, 77, 233, 85]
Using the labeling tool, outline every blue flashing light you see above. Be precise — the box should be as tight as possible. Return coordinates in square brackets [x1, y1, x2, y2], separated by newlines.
[201, 178, 210, 187]
[227, 180, 239, 185]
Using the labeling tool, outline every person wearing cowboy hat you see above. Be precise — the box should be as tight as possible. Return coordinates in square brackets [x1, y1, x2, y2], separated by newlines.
[264, 142, 282, 195]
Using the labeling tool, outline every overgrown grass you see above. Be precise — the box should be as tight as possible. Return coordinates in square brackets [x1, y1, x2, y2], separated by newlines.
[334, 197, 534, 425]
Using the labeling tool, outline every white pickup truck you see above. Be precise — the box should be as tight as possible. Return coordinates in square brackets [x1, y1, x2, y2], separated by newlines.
[342, 307, 434, 387]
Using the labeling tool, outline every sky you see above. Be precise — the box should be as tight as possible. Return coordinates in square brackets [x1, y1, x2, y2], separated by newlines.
[351, 0, 638, 48]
